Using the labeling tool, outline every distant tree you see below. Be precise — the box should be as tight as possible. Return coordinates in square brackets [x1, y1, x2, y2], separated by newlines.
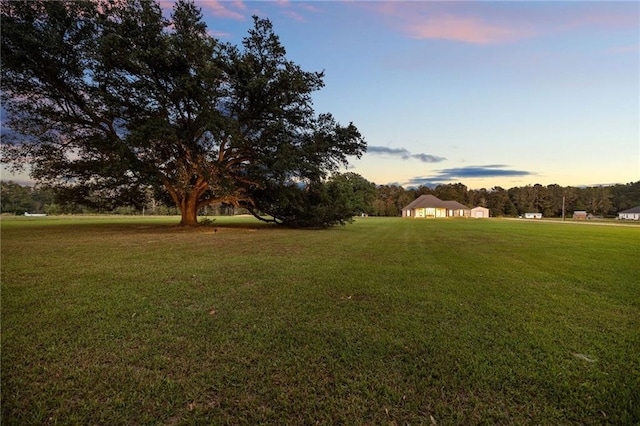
[0, 181, 55, 214]
[504, 196, 518, 217]
[395, 189, 415, 215]
[566, 187, 582, 212]
[468, 188, 488, 208]
[484, 187, 512, 217]
[434, 183, 468, 204]
[415, 185, 433, 196]
[509, 185, 537, 215]
[532, 184, 554, 217]
[30, 185, 56, 213]
[545, 184, 562, 216]
[372, 185, 394, 216]
[610, 181, 640, 212]
[582, 186, 613, 217]
[0, 181, 32, 214]
[372, 184, 408, 216]
[1, 0, 365, 226]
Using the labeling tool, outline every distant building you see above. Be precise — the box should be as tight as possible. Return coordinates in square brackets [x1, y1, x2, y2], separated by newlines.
[523, 213, 542, 219]
[470, 206, 490, 218]
[402, 195, 470, 218]
[618, 206, 640, 220]
[572, 211, 588, 220]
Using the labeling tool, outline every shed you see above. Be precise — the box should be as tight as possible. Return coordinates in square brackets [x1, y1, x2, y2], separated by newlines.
[618, 206, 640, 220]
[470, 206, 490, 218]
[572, 211, 588, 220]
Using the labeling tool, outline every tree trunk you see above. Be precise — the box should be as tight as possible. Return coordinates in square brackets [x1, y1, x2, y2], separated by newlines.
[179, 193, 200, 226]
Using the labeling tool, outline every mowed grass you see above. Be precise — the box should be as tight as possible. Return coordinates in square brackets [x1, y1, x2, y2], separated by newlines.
[1, 216, 638, 425]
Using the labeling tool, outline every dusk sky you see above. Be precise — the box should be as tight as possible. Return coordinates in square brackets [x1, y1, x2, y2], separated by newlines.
[186, 0, 640, 189]
[2, 1, 638, 190]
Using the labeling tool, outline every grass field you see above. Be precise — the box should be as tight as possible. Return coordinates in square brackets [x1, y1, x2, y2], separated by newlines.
[1, 216, 638, 425]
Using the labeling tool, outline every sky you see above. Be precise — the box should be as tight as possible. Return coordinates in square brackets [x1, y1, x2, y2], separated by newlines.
[186, 0, 640, 189]
[2, 0, 639, 189]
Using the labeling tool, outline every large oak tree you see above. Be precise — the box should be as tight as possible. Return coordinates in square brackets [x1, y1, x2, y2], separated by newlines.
[1, 0, 366, 226]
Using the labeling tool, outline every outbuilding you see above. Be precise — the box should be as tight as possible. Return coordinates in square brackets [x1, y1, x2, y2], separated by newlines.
[618, 206, 640, 220]
[573, 211, 588, 220]
[470, 206, 490, 218]
[523, 212, 542, 219]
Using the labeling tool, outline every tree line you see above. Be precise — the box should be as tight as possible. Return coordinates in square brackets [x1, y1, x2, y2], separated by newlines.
[368, 181, 640, 218]
[3, 178, 638, 219]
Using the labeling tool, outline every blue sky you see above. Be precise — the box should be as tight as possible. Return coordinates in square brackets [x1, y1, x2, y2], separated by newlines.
[185, 0, 639, 189]
[2, 1, 638, 189]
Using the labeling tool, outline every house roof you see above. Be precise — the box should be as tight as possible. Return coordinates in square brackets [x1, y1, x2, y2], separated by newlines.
[619, 206, 640, 214]
[402, 194, 469, 210]
[443, 200, 469, 210]
[403, 194, 447, 210]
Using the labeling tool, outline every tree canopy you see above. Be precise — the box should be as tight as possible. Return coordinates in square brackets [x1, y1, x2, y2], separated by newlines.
[1, 0, 366, 226]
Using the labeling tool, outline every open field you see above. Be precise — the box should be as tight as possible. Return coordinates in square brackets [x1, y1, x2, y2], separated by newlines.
[1, 216, 639, 424]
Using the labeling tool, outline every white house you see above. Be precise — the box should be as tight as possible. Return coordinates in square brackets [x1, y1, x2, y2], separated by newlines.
[618, 206, 640, 220]
[402, 195, 470, 218]
[470, 206, 490, 218]
[523, 212, 542, 219]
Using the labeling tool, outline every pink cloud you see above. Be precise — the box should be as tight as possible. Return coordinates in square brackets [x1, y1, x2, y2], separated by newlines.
[299, 4, 320, 14]
[198, 0, 245, 20]
[230, 0, 247, 11]
[157, 0, 174, 11]
[207, 29, 232, 39]
[564, 7, 639, 31]
[405, 15, 521, 44]
[609, 44, 640, 54]
[364, 2, 531, 45]
[360, 1, 638, 45]
[282, 10, 305, 23]
[274, 1, 321, 23]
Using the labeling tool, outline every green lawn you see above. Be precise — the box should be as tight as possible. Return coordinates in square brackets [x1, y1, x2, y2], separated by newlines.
[1, 216, 639, 425]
